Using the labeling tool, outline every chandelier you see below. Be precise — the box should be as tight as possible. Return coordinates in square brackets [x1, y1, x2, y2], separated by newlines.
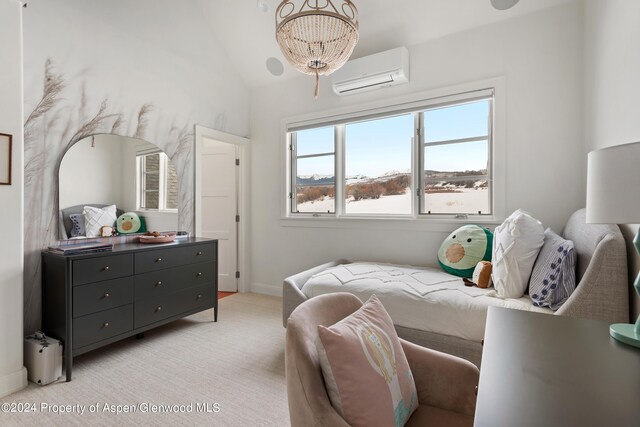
[275, 0, 359, 98]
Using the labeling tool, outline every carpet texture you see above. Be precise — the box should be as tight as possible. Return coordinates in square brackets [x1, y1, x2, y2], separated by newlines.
[1, 293, 289, 426]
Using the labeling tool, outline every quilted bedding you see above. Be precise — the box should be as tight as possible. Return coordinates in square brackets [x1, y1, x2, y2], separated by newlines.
[302, 262, 551, 342]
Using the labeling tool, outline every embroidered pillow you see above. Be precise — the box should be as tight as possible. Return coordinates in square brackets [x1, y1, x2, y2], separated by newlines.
[438, 224, 493, 278]
[492, 209, 545, 298]
[317, 295, 418, 427]
[69, 213, 86, 238]
[83, 205, 117, 238]
[529, 229, 576, 310]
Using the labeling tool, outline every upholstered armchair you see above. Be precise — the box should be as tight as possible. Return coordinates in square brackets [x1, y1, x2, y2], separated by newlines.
[285, 293, 480, 427]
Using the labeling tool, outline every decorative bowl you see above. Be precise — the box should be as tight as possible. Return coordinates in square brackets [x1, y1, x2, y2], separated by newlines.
[138, 233, 177, 244]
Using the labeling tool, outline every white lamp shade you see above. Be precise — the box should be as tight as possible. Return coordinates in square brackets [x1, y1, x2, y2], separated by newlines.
[586, 141, 640, 224]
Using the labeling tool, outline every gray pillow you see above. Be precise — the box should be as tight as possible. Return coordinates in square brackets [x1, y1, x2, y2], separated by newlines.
[529, 228, 576, 310]
[69, 213, 86, 237]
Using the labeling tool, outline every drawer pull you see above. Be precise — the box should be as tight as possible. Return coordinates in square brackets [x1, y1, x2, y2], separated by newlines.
[156, 306, 162, 312]
[103, 322, 110, 328]
[155, 281, 162, 287]
[156, 258, 163, 263]
[197, 294, 203, 300]
[197, 272, 203, 277]
[197, 251, 203, 256]
[103, 266, 110, 272]
[103, 293, 110, 299]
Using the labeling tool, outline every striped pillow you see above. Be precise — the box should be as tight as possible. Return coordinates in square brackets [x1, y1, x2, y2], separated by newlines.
[529, 229, 576, 310]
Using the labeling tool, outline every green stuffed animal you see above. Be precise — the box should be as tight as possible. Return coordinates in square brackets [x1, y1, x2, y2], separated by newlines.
[116, 212, 146, 234]
[437, 225, 493, 278]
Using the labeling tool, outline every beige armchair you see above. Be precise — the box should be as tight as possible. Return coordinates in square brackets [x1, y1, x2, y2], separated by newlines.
[285, 293, 480, 427]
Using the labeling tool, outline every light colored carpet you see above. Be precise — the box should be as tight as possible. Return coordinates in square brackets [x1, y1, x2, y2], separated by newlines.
[1, 293, 289, 426]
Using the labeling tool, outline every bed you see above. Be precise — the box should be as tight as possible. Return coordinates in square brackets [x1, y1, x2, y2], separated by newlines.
[282, 209, 630, 367]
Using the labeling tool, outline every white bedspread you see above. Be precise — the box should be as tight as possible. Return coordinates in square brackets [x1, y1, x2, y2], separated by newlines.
[301, 262, 552, 342]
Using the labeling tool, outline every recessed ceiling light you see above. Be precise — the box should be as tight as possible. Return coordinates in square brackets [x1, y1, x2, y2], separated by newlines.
[491, 0, 520, 10]
[266, 57, 284, 76]
[257, 0, 269, 13]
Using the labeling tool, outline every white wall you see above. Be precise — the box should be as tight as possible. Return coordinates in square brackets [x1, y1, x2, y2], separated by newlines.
[584, 0, 640, 319]
[0, 0, 27, 398]
[249, 2, 585, 295]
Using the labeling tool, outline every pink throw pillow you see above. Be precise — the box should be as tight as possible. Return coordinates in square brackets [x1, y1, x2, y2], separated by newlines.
[317, 295, 418, 427]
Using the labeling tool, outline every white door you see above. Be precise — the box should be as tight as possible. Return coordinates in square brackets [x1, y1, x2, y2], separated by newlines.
[199, 138, 238, 292]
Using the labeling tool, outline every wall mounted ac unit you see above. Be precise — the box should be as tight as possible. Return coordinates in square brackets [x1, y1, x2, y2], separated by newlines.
[331, 47, 410, 96]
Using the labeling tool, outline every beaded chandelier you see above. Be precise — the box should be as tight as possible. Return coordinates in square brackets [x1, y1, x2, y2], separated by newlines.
[275, 0, 359, 98]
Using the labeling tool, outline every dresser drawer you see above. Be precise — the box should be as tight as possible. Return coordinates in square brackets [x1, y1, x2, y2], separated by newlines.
[73, 277, 134, 318]
[72, 254, 134, 286]
[134, 243, 216, 274]
[134, 262, 216, 301]
[134, 283, 214, 329]
[73, 305, 133, 349]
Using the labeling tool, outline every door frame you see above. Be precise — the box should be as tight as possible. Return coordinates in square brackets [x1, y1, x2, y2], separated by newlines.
[194, 125, 250, 293]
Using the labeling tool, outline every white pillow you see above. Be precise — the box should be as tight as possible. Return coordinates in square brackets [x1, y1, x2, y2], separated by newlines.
[83, 205, 117, 238]
[492, 209, 544, 298]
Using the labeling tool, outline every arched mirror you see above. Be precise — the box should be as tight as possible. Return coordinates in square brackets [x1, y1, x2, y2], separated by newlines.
[58, 134, 179, 240]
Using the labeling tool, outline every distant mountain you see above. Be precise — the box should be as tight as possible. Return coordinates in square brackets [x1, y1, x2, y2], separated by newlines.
[297, 169, 487, 186]
[296, 174, 334, 186]
[425, 169, 487, 178]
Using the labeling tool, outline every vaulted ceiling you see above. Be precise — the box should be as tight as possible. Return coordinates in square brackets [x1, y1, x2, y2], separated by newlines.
[194, 0, 575, 88]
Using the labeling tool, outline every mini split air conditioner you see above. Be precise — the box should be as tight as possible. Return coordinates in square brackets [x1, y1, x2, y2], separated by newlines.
[331, 47, 410, 96]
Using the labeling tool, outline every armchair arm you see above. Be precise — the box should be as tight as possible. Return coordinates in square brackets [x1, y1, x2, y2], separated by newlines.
[400, 338, 479, 416]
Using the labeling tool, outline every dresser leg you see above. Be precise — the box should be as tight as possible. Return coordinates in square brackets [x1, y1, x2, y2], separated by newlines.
[136, 333, 145, 340]
[214, 307, 218, 322]
[65, 352, 72, 382]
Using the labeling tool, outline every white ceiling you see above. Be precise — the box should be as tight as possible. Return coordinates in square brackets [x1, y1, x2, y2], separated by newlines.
[195, 0, 574, 89]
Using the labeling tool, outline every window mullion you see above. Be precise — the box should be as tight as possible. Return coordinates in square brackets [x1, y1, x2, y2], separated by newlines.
[416, 112, 425, 215]
[423, 135, 488, 147]
[138, 156, 145, 209]
[488, 97, 494, 215]
[290, 133, 297, 214]
[296, 152, 334, 159]
[335, 125, 345, 217]
[158, 154, 167, 210]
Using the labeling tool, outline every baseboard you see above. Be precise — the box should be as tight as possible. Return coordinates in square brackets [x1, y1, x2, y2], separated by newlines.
[251, 282, 282, 297]
[0, 367, 27, 398]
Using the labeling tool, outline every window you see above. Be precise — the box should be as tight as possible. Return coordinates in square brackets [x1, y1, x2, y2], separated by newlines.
[287, 88, 494, 219]
[420, 100, 491, 215]
[138, 152, 178, 211]
[291, 126, 336, 214]
[345, 114, 413, 215]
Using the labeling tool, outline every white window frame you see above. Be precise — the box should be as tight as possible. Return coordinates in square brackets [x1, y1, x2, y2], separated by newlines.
[137, 151, 178, 212]
[281, 78, 506, 231]
[289, 130, 337, 214]
[418, 96, 494, 217]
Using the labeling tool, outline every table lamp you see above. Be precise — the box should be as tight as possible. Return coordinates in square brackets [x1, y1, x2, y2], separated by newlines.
[586, 141, 640, 348]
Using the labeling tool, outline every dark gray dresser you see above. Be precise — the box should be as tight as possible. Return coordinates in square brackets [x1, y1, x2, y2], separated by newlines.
[42, 238, 218, 381]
